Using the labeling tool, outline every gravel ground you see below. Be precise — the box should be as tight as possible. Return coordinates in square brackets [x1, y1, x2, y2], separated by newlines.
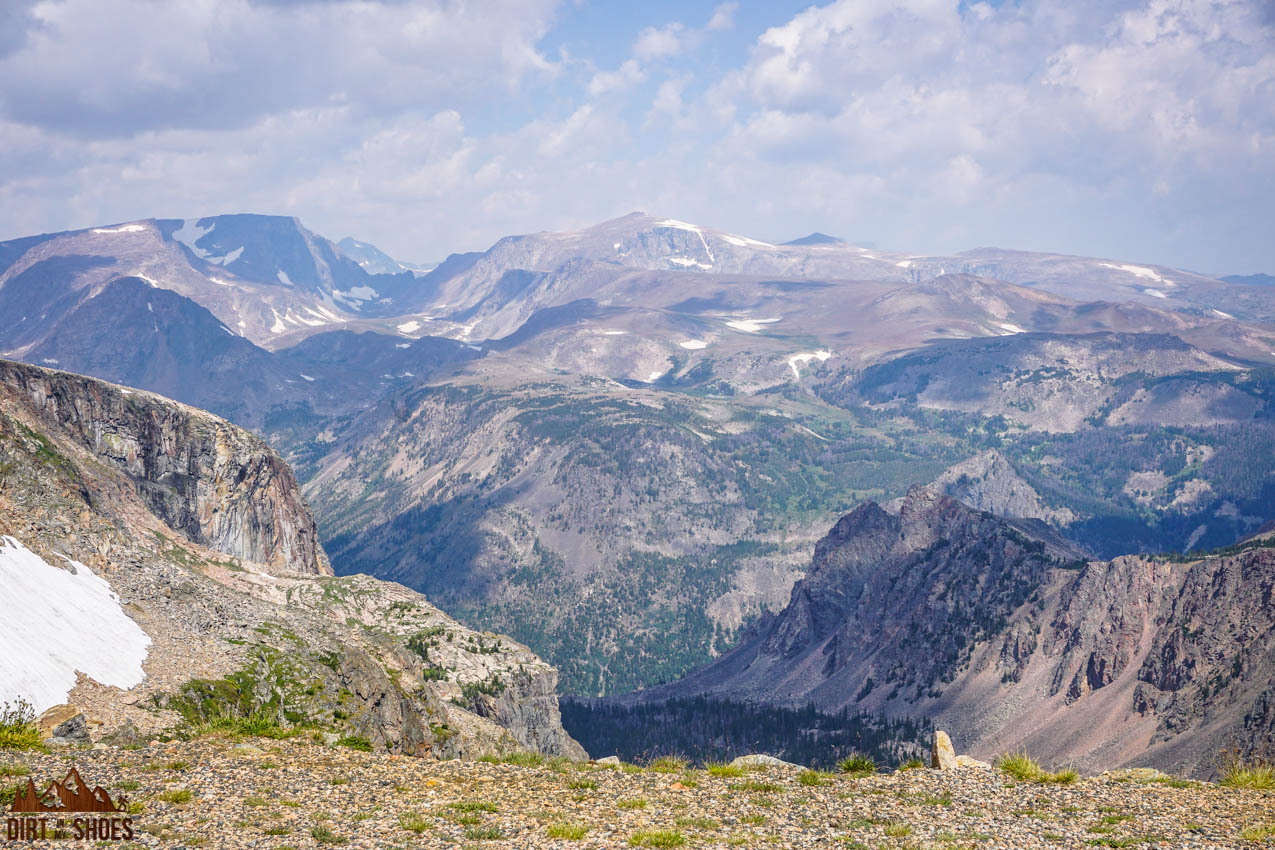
[3, 738, 1273, 848]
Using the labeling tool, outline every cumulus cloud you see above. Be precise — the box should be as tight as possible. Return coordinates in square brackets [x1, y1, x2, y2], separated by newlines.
[0, 0, 559, 136]
[0, 0, 1271, 273]
[633, 22, 690, 60]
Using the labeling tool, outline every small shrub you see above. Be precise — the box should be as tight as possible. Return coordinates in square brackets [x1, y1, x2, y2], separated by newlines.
[310, 824, 347, 844]
[547, 822, 589, 839]
[158, 789, 194, 804]
[898, 758, 925, 771]
[884, 823, 913, 837]
[0, 700, 44, 751]
[463, 825, 504, 840]
[567, 777, 597, 790]
[629, 829, 686, 847]
[0, 764, 31, 777]
[837, 754, 877, 776]
[336, 735, 373, 752]
[617, 798, 648, 810]
[263, 825, 291, 836]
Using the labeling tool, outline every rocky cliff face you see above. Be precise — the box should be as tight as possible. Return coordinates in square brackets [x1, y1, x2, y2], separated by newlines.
[0, 360, 584, 759]
[649, 487, 1275, 777]
[0, 358, 328, 575]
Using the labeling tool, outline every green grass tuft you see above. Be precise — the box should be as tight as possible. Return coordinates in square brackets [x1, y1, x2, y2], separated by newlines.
[547, 822, 589, 839]
[837, 753, 877, 776]
[629, 829, 686, 847]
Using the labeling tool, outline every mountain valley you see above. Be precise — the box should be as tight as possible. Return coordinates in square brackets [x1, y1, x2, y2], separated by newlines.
[2, 211, 1274, 777]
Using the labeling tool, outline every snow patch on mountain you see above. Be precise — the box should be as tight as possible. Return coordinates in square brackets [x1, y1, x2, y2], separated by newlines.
[680, 339, 708, 349]
[277, 270, 293, 286]
[91, 224, 146, 234]
[0, 536, 150, 713]
[787, 350, 832, 379]
[997, 322, 1027, 334]
[1143, 288, 1168, 299]
[720, 233, 773, 249]
[654, 219, 702, 233]
[1101, 263, 1173, 286]
[725, 317, 780, 333]
[397, 320, 421, 334]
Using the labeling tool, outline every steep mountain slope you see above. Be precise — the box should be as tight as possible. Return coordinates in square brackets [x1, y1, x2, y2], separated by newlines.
[639, 487, 1274, 777]
[0, 359, 582, 758]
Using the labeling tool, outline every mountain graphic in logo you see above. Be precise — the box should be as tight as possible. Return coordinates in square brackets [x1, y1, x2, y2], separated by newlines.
[8, 767, 128, 814]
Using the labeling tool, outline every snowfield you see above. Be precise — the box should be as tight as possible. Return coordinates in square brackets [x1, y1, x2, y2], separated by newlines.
[0, 536, 150, 712]
[1100, 262, 1173, 286]
[725, 317, 780, 333]
[786, 350, 832, 379]
[679, 339, 708, 349]
[92, 224, 146, 234]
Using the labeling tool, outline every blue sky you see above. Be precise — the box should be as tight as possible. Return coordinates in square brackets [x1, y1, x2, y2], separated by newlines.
[0, 0, 1272, 274]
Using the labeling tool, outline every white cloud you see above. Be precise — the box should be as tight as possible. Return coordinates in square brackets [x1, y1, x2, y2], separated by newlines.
[707, 2, 738, 31]
[0, 0, 1271, 276]
[588, 59, 646, 96]
[634, 22, 688, 60]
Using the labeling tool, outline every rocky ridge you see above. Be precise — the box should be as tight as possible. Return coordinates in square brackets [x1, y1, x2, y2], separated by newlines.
[642, 487, 1275, 778]
[0, 359, 582, 758]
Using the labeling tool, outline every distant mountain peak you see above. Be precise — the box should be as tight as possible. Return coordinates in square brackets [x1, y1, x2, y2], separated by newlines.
[783, 232, 844, 246]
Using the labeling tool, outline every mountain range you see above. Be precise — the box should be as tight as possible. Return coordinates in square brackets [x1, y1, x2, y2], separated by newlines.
[1, 210, 1273, 775]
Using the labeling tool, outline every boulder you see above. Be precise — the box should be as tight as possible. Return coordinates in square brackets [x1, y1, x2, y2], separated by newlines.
[931, 731, 958, 769]
[596, 755, 622, 766]
[37, 704, 90, 745]
[955, 754, 991, 769]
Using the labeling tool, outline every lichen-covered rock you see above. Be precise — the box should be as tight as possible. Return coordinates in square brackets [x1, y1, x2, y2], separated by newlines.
[931, 731, 958, 770]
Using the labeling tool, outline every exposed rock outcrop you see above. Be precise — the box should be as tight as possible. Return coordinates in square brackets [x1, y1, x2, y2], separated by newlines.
[646, 488, 1275, 777]
[0, 360, 584, 759]
[0, 358, 328, 575]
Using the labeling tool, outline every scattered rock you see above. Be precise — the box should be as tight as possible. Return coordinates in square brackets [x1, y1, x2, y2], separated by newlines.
[955, 754, 991, 769]
[1102, 767, 1172, 782]
[596, 755, 622, 765]
[730, 754, 801, 769]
